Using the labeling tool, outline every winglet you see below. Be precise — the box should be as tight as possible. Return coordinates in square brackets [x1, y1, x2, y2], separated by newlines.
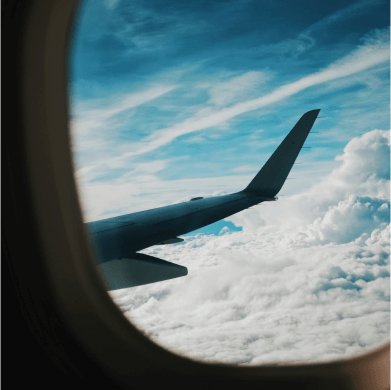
[243, 109, 320, 197]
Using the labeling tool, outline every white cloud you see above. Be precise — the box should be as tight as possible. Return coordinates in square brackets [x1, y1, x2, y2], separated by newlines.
[232, 165, 258, 173]
[111, 223, 389, 364]
[304, 1, 384, 36]
[207, 71, 271, 107]
[108, 128, 390, 364]
[268, 34, 316, 60]
[229, 129, 390, 232]
[70, 84, 177, 157]
[79, 169, 252, 222]
[219, 226, 230, 236]
[79, 129, 389, 227]
[298, 195, 389, 245]
[103, 0, 120, 10]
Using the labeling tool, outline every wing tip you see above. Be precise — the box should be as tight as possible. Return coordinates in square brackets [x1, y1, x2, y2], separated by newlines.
[304, 108, 321, 115]
[242, 109, 321, 197]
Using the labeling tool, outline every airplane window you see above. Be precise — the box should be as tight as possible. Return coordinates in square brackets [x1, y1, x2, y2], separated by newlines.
[70, 0, 390, 364]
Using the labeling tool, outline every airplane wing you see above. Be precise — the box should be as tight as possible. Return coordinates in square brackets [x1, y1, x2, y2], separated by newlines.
[87, 109, 320, 290]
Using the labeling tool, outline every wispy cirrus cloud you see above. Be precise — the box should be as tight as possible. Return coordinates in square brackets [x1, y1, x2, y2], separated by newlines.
[103, 28, 389, 163]
[259, 0, 385, 60]
[70, 84, 177, 154]
[206, 71, 272, 107]
[232, 165, 258, 173]
[305, 0, 385, 35]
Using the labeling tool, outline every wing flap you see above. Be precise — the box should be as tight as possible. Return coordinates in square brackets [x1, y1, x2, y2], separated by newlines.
[97, 253, 188, 290]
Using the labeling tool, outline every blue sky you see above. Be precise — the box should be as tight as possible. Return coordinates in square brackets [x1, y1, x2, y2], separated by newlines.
[70, 0, 390, 363]
[70, 0, 389, 226]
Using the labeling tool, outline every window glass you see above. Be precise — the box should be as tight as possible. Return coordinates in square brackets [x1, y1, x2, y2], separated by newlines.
[70, 0, 390, 364]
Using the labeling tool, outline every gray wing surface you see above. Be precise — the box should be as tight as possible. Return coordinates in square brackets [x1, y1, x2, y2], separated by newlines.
[87, 109, 320, 290]
[97, 253, 188, 290]
[243, 109, 320, 197]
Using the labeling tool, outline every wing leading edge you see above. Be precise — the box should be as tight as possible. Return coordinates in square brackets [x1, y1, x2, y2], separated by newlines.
[87, 110, 320, 289]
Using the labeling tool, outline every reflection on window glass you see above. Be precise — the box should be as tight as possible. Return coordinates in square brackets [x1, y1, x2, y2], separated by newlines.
[70, 0, 390, 364]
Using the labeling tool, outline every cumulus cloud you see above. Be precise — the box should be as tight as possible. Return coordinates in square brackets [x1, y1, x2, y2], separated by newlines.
[229, 129, 390, 232]
[297, 195, 389, 245]
[109, 129, 390, 364]
[111, 223, 389, 364]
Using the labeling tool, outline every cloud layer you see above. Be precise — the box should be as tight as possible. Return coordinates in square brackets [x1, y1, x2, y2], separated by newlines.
[109, 129, 390, 364]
